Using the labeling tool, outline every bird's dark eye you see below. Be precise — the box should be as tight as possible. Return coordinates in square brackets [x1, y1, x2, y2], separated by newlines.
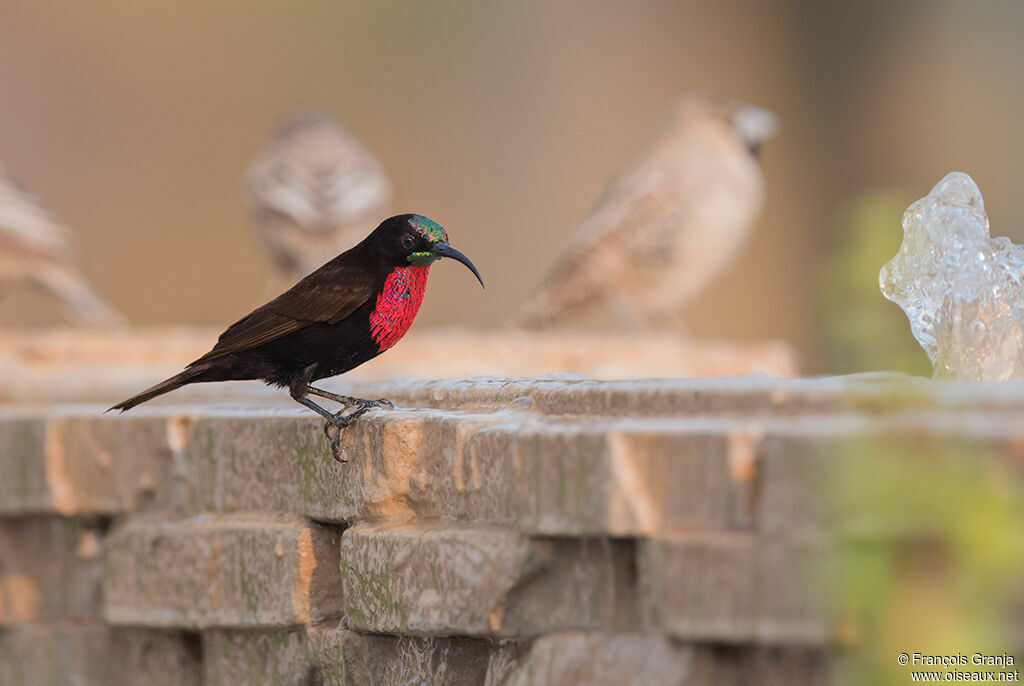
[402, 234, 415, 250]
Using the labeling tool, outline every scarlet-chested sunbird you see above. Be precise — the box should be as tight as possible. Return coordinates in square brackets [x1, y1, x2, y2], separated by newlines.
[110, 214, 483, 435]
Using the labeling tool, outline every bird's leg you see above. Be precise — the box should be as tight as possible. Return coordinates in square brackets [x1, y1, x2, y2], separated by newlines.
[296, 396, 347, 425]
[320, 405, 375, 464]
[297, 389, 394, 464]
[306, 386, 395, 410]
[294, 396, 365, 464]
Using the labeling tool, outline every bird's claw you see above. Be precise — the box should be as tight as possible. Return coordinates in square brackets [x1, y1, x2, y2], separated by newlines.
[321, 398, 394, 463]
[323, 423, 345, 462]
[322, 408, 366, 463]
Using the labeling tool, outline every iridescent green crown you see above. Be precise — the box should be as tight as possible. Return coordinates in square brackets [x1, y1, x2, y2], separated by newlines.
[408, 215, 448, 243]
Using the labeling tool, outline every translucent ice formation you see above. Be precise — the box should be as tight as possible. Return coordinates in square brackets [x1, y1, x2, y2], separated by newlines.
[880, 172, 1024, 381]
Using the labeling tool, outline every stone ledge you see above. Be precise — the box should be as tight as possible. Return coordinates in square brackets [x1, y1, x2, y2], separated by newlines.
[103, 513, 343, 629]
[324, 373, 1024, 417]
[3, 398, 1022, 535]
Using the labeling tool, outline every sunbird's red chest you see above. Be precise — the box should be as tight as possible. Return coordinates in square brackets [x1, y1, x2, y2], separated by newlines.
[368, 265, 430, 351]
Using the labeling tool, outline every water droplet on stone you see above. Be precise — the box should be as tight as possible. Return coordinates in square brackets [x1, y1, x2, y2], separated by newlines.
[507, 396, 533, 410]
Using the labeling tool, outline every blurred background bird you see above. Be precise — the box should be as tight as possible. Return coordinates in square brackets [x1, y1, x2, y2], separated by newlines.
[244, 112, 392, 286]
[514, 93, 777, 332]
[0, 164, 125, 327]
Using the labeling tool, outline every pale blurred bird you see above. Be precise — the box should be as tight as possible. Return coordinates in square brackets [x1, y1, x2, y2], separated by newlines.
[0, 165, 125, 327]
[515, 94, 777, 331]
[244, 112, 392, 281]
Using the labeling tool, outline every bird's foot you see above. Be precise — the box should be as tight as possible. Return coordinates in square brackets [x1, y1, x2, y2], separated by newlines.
[331, 395, 394, 410]
[357, 396, 395, 410]
[321, 398, 395, 462]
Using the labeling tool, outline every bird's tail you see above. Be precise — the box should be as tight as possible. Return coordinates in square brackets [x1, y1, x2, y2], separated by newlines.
[108, 365, 207, 413]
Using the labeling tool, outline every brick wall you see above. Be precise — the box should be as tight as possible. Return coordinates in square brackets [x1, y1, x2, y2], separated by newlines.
[1, 376, 1020, 684]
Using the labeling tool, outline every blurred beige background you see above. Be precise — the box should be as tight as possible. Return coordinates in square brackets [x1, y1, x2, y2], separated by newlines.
[0, 1, 1022, 373]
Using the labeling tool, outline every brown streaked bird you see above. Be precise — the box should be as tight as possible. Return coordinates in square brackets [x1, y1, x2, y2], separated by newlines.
[245, 112, 392, 281]
[0, 164, 125, 327]
[514, 93, 777, 331]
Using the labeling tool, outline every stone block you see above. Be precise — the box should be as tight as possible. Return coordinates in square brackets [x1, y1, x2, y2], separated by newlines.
[202, 629, 309, 686]
[757, 431, 837, 537]
[0, 623, 110, 686]
[513, 422, 759, 536]
[104, 513, 343, 628]
[109, 628, 203, 686]
[638, 531, 830, 643]
[0, 413, 193, 515]
[689, 644, 831, 686]
[0, 624, 201, 686]
[185, 412, 345, 520]
[307, 624, 497, 686]
[332, 411, 524, 525]
[341, 523, 637, 636]
[499, 632, 694, 686]
[186, 409, 528, 527]
[0, 416, 50, 512]
[0, 516, 105, 623]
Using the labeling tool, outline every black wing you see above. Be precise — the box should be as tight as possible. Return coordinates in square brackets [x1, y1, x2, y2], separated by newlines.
[191, 255, 377, 365]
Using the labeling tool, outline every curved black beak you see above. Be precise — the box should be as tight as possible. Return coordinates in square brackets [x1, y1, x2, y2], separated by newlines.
[433, 242, 485, 289]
